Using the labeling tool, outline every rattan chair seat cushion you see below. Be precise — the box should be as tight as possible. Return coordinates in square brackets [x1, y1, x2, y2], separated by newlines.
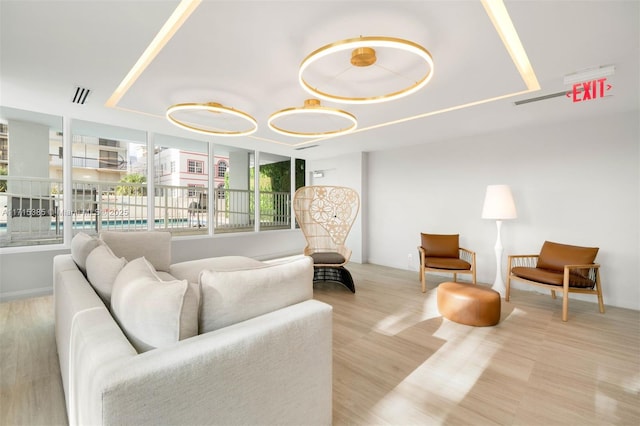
[311, 252, 346, 265]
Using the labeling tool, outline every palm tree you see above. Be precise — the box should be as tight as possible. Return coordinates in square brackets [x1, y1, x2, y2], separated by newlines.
[116, 173, 146, 196]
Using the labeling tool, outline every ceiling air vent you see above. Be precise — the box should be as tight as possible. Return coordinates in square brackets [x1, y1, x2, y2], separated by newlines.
[72, 86, 91, 105]
[294, 145, 319, 151]
[513, 90, 569, 106]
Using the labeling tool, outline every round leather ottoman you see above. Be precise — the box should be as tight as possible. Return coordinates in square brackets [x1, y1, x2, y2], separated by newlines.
[437, 282, 501, 326]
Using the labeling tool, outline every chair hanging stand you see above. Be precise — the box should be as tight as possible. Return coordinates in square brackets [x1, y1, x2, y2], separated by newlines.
[313, 266, 355, 293]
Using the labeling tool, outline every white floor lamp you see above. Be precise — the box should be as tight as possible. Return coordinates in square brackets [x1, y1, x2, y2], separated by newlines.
[482, 185, 517, 297]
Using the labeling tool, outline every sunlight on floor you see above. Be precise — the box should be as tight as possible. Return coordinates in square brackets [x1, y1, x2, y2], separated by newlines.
[370, 292, 512, 424]
[373, 291, 440, 336]
[370, 321, 505, 423]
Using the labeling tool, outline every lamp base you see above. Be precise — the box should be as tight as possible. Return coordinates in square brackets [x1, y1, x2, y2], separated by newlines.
[492, 220, 506, 298]
[491, 277, 506, 298]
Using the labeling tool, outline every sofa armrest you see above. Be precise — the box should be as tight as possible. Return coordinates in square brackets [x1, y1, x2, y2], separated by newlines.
[79, 300, 333, 426]
[54, 256, 109, 409]
[68, 307, 137, 426]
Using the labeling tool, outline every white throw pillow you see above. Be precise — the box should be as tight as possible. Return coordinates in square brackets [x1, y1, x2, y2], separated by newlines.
[198, 256, 313, 333]
[100, 231, 172, 272]
[111, 257, 199, 353]
[70, 232, 100, 275]
[85, 243, 127, 305]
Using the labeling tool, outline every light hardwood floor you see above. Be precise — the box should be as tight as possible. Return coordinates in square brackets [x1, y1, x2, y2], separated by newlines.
[1, 263, 639, 425]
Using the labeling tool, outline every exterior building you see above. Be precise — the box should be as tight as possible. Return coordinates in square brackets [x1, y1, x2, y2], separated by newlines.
[154, 148, 228, 195]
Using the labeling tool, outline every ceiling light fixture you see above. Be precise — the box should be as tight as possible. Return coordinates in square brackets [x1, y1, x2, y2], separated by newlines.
[267, 99, 357, 138]
[298, 36, 434, 104]
[106, 0, 201, 108]
[481, 0, 540, 91]
[166, 102, 257, 136]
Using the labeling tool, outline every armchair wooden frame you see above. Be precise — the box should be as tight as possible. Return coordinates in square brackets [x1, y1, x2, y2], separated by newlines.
[418, 246, 476, 293]
[506, 254, 604, 322]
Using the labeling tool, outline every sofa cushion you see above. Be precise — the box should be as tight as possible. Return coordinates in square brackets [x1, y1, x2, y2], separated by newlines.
[111, 257, 198, 353]
[421, 233, 459, 258]
[85, 243, 127, 305]
[537, 241, 599, 273]
[71, 232, 100, 275]
[199, 256, 313, 333]
[170, 256, 264, 284]
[100, 231, 172, 272]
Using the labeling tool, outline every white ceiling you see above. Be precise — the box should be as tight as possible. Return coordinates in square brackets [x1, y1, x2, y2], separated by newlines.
[1, 0, 638, 160]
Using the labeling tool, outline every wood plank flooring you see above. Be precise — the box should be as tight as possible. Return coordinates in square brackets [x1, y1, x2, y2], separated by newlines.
[0, 296, 67, 426]
[313, 263, 640, 426]
[1, 263, 639, 425]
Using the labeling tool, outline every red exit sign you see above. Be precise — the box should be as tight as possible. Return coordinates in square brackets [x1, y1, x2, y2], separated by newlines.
[567, 77, 612, 103]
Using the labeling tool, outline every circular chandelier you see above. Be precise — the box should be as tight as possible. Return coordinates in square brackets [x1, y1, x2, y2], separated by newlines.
[267, 99, 357, 138]
[166, 102, 257, 136]
[299, 36, 434, 104]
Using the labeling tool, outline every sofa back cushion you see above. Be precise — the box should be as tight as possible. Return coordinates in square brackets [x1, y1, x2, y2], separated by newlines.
[536, 241, 599, 272]
[85, 243, 127, 305]
[100, 231, 172, 272]
[111, 257, 198, 353]
[170, 256, 265, 284]
[71, 232, 100, 275]
[420, 233, 459, 258]
[199, 256, 313, 333]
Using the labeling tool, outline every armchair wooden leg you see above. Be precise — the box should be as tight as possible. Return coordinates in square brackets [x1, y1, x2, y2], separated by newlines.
[550, 290, 557, 299]
[562, 290, 569, 322]
[420, 266, 426, 293]
[452, 272, 457, 282]
[595, 272, 605, 314]
[562, 271, 570, 321]
[505, 274, 511, 301]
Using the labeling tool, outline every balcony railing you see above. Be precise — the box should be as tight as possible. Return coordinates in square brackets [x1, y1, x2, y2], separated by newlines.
[1, 176, 291, 247]
[0, 176, 63, 246]
[48, 154, 128, 170]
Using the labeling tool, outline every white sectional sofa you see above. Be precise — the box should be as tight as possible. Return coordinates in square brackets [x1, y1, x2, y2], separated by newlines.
[53, 231, 332, 425]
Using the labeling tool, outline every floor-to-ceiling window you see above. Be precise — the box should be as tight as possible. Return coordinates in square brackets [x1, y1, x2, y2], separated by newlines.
[253, 153, 292, 231]
[214, 144, 253, 233]
[70, 120, 147, 235]
[0, 106, 306, 246]
[0, 107, 63, 247]
[154, 133, 208, 235]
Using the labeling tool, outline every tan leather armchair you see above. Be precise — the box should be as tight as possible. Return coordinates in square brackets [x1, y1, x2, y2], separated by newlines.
[418, 233, 476, 293]
[506, 240, 604, 322]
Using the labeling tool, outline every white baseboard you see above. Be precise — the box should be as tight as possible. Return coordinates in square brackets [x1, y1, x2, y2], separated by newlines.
[0, 286, 53, 302]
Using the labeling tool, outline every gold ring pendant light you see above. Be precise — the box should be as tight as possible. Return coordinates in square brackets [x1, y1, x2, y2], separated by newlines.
[299, 36, 434, 104]
[268, 99, 357, 138]
[166, 102, 257, 136]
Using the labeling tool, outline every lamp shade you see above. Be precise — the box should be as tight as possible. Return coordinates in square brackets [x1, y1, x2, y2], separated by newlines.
[482, 185, 517, 219]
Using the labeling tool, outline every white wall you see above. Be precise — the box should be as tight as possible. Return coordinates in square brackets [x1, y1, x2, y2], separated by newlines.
[307, 152, 367, 263]
[365, 111, 639, 310]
